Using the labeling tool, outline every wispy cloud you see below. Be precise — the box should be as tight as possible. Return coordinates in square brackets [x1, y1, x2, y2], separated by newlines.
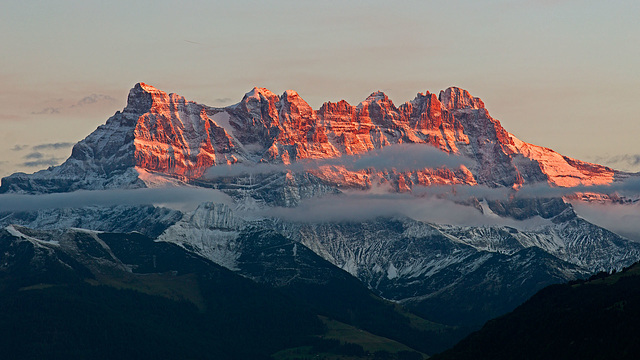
[596, 154, 640, 168]
[24, 152, 45, 160]
[31, 107, 61, 115]
[203, 143, 640, 204]
[7, 143, 75, 169]
[0, 114, 26, 121]
[20, 158, 62, 168]
[412, 184, 513, 201]
[414, 177, 640, 202]
[32, 142, 75, 151]
[247, 176, 640, 227]
[345, 144, 472, 171]
[206, 162, 291, 178]
[246, 189, 550, 229]
[11, 145, 28, 152]
[71, 94, 116, 108]
[513, 178, 640, 199]
[30, 93, 116, 115]
[11, 143, 74, 153]
[0, 187, 232, 213]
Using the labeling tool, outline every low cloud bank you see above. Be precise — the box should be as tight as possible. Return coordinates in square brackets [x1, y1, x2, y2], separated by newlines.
[250, 190, 550, 229]
[205, 144, 471, 178]
[596, 154, 640, 168]
[0, 187, 232, 213]
[409, 176, 640, 203]
[344, 144, 473, 172]
[514, 177, 640, 199]
[253, 176, 640, 228]
[412, 184, 513, 201]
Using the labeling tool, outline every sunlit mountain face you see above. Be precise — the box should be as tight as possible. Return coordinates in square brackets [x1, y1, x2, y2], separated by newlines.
[1, 83, 638, 358]
[0, 82, 625, 195]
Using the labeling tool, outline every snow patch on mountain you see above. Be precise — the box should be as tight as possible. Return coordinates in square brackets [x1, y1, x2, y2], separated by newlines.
[5, 225, 60, 247]
[156, 202, 244, 270]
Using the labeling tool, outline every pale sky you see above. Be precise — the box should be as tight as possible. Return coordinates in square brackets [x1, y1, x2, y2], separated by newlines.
[1, 0, 639, 178]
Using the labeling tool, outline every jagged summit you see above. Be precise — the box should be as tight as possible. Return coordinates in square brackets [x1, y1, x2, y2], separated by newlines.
[282, 89, 300, 98]
[0, 83, 622, 194]
[243, 87, 278, 101]
[364, 91, 390, 102]
[137, 82, 157, 91]
[439, 87, 485, 110]
[124, 82, 163, 113]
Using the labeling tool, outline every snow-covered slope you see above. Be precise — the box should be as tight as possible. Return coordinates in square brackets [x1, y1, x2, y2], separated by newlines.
[150, 200, 635, 328]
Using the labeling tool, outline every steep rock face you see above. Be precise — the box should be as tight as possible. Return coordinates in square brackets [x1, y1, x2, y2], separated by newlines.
[508, 136, 615, 187]
[227, 87, 281, 149]
[0, 89, 146, 193]
[0, 83, 244, 193]
[223, 84, 618, 190]
[132, 83, 242, 178]
[436, 89, 524, 187]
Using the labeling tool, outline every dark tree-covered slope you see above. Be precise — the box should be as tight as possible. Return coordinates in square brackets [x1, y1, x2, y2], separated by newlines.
[433, 262, 640, 360]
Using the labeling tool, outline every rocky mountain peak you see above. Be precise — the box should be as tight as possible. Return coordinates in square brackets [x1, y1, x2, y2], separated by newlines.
[243, 87, 279, 102]
[362, 91, 391, 104]
[123, 82, 171, 114]
[318, 100, 354, 115]
[137, 82, 161, 93]
[124, 82, 153, 114]
[236, 87, 281, 127]
[439, 87, 485, 110]
[280, 90, 314, 118]
[282, 89, 300, 99]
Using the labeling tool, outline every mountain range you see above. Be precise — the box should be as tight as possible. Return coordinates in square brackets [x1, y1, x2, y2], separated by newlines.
[1, 83, 638, 358]
[0, 82, 624, 194]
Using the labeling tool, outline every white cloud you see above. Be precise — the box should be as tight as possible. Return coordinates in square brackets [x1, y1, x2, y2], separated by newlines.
[246, 189, 550, 229]
[514, 177, 640, 199]
[205, 144, 472, 178]
[0, 187, 232, 213]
